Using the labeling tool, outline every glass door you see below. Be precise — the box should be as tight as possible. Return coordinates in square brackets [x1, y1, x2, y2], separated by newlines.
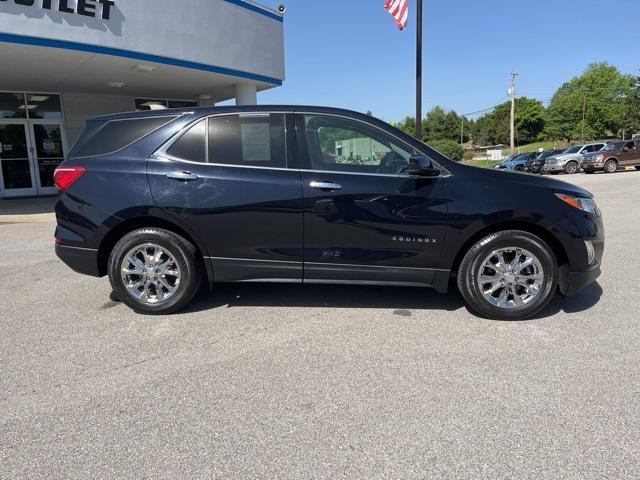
[29, 121, 68, 195]
[0, 121, 37, 197]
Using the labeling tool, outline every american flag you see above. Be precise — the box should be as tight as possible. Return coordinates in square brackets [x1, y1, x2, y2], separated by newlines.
[385, 0, 409, 30]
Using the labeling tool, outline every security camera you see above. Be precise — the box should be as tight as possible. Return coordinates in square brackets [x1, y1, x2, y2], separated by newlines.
[278, 4, 286, 14]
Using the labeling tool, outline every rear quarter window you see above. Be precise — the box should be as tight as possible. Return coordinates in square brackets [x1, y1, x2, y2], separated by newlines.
[71, 116, 177, 158]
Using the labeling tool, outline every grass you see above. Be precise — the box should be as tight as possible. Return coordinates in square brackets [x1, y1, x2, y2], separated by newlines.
[516, 141, 557, 153]
[465, 159, 502, 169]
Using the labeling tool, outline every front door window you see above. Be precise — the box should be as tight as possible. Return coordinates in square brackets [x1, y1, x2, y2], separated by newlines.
[303, 115, 414, 175]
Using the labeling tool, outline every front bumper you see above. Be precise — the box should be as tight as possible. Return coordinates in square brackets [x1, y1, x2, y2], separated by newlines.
[560, 260, 602, 296]
[542, 163, 565, 173]
[525, 162, 543, 173]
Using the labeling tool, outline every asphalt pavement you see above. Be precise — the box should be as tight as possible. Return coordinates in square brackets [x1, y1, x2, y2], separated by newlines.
[1, 171, 639, 479]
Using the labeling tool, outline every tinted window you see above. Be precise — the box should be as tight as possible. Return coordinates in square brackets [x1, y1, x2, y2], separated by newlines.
[25, 94, 62, 120]
[0, 93, 27, 119]
[208, 114, 286, 168]
[166, 120, 206, 162]
[168, 100, 198, 109]
[73, 116, 177, 157]
[304, 115, 413, 174]
[135, 99, 198, 111]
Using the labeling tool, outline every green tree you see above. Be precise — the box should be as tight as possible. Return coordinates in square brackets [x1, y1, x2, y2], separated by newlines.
[427, 139, 464, 162]
[471, 97, 545, 146]
[394, 116, 416, 138]
[621, 74, 640, 138]
[545, 62, 634, 141]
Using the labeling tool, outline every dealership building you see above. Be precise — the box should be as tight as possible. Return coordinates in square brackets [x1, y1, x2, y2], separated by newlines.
[0, 0, 285, 198]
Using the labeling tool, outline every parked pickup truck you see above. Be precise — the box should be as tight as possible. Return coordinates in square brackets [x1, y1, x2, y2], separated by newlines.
[582, 140, 640, 173]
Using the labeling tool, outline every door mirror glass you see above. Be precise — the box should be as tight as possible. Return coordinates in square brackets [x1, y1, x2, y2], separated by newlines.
[405, 155, 440, 177]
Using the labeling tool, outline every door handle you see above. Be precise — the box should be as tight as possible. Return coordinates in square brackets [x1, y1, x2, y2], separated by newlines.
[165, 171, 199, 181]
[310, 181, 342, 191]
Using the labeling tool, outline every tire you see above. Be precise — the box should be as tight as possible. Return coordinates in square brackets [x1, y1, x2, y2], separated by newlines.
[564, 161, 579, 174]
[604, 159, 618, 174]
[634, 166, 640, 171]
[515, 165, 524, 172]
[457, 230, 558, 320]
[108, 228, 202, 315]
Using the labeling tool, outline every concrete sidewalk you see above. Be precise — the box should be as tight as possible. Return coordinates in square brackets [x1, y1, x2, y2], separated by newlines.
[0, 197, 56, 224]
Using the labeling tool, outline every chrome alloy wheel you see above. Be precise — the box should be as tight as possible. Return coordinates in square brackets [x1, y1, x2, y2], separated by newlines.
[120, 243, 181, 304]
[477, 247, 544, 309]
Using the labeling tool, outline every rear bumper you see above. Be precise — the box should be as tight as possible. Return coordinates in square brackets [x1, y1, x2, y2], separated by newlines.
[55, 244, 102, 277]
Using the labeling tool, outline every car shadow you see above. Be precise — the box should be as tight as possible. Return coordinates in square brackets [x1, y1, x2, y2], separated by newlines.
[179, 281, 603, 321]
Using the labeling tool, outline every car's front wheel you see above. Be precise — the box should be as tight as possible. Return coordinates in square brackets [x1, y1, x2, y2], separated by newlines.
[108, 228, 202, 314]
[457, 230, 558, 320]
[604, 159, 618, 173]
[564, 161, 579, 174]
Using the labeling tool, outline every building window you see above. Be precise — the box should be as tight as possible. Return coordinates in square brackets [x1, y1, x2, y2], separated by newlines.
[0, 93, 62, 120]
[135, 98, 198, 111]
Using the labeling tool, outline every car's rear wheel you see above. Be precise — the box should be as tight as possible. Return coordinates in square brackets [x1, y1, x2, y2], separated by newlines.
[604, 159, 618, 173]
[564, 161, 579, 174]
[457, 230, 558, 320]
[108, 228, 202, 314]
[515, 165, 524, 172]
[635, 166, 640, 171]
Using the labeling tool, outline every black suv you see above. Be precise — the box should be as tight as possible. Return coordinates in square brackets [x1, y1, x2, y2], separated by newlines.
[54, 106, 604, 320]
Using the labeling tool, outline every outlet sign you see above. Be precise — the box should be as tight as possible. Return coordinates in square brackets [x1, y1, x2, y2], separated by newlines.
[0, 0, 116, 20]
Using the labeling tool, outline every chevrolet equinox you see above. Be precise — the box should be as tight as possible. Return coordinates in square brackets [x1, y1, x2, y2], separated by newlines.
[54, 106, 604, 320]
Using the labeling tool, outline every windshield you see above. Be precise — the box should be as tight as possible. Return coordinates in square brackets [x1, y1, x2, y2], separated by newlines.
[604, 142, 625, 151]
[564, 146, 582, 154]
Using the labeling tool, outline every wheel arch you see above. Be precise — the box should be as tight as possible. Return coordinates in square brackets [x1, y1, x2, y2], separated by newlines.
[97, 216, 213, 283]
[449, 220, 569, 282]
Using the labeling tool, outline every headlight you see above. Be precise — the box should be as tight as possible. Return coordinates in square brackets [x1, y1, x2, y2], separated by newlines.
[555, 193, 600, 215]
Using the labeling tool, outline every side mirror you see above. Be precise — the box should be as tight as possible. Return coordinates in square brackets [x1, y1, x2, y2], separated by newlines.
[406, 155, 440, 177]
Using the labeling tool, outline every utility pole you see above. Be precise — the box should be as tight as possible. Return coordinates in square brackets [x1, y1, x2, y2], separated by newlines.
[509, 70, 519, 154]
[415, 0, 423, 141]
[460, 116, 464, 145]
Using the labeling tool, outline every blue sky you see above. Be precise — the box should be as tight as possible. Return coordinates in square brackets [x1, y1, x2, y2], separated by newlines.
[255, 0, 640, 123]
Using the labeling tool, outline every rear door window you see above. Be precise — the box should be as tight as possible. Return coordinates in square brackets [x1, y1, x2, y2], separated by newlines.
[208, 114, 286, 169]
[166, 120, 206, 162]
[72, 116, 177, 157]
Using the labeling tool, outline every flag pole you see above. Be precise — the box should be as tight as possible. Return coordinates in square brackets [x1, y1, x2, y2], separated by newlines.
[415, 0, 423, 140]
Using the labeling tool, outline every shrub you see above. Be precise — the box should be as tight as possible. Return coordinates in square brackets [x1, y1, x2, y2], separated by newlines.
[462, 149, 475, 161]
[427, 139, 464, 162]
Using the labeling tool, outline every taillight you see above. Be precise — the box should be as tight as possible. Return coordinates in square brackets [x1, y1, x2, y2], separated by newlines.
[54, 166, 86, 192]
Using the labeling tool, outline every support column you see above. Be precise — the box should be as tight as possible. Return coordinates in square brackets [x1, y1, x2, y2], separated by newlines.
[235, 83, 257, 105]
